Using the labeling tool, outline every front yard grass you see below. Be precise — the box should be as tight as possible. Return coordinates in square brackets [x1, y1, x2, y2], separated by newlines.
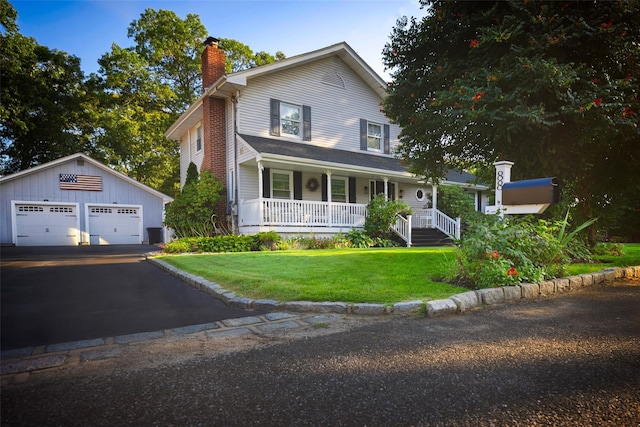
[158, 247, 467, 304]
[157, 244, 640, 304]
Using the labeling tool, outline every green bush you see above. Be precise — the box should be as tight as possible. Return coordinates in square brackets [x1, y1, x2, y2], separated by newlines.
[437, 185, 477, 220]
[449, 211, 596, 288]
[346, 229, 374, 248]
[164, 169, 224, 238]
[365, 195, 412, 240]
[252, 231, 282, 251]
[164, 235, 255, 253]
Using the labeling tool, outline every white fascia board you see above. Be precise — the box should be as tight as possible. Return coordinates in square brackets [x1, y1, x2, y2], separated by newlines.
[439, 181, 490, 191]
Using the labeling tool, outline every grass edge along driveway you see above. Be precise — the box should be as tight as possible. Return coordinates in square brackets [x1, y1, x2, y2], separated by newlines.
[157, 247, 467, 305]
[157, 244, 640, 305]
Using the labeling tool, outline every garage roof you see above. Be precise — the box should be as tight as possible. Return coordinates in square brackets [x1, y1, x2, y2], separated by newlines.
[0, 153, 173, 202]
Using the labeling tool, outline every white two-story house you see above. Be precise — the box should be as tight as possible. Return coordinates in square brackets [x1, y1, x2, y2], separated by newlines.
[165, 38, 488, 245]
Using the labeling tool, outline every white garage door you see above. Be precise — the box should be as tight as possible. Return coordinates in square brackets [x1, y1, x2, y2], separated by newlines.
[88, 205, 142, 245]
[14, 203, 79, 246]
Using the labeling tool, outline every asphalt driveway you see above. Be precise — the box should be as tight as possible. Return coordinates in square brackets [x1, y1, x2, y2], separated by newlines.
[0, 245, 263, 350]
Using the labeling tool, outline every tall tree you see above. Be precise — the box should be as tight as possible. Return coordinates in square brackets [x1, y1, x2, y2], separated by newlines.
[383, 0, 640, 239]
[1, 0, 94, 173]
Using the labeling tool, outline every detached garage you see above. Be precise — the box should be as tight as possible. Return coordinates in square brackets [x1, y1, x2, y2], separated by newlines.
[0, 153, 173, 246]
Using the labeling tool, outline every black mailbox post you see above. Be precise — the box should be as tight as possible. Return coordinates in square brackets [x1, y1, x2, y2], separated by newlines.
[502, 177, 560, 206]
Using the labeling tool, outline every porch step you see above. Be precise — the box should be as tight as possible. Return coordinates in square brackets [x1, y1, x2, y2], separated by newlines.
[410, 228, 454, 247]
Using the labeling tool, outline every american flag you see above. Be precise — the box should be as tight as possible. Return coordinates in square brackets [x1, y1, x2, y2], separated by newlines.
[59, 174, 103, 191]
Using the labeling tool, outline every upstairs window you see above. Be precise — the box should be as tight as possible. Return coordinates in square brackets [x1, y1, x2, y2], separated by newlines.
[196, 125, 203, 152]
[280, 103, 301, 137]
[360, 119, 390, 154]
[367, 122, 382, 152]
[270, 99, 311, 140]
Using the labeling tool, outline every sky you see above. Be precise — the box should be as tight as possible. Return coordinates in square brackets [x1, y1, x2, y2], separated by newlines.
[11, 0, 428, 80]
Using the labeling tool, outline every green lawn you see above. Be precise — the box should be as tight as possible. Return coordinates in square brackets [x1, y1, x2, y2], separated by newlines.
[158, 247, 467, 304]
[566, 243, 640, 275]
[157, 244, 640, 304]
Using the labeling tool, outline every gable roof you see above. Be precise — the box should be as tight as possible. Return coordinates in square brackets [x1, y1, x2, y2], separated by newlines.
[0, 153, 173, 202]
[165, 42, 387, 141]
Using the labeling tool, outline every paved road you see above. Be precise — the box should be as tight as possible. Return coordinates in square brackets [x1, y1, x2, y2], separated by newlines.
[2, 279, 639, 426]
[0, 245, 263, 350]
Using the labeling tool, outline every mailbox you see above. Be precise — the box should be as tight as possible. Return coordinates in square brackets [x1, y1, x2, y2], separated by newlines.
[502, 177, 560, 206]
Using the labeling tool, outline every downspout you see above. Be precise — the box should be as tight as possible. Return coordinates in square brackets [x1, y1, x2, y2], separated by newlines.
[231, 92, 239, 233]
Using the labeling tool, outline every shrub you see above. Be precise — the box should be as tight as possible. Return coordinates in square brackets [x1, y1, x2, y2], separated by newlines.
[252, 231, 281, 251]
[365, 195, 411, 240]
[449, 211, 596, 288]
[164, 169, 224, 238]
[163, 235, 255, 253]
[437, 185, 476, 220]
[346, 229, 374, 248]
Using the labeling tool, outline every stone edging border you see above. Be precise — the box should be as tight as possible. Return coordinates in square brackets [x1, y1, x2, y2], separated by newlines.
[146, 254, 639, 318]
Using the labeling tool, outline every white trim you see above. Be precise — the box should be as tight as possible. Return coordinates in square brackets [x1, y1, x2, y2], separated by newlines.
[11, 200, 80, 246]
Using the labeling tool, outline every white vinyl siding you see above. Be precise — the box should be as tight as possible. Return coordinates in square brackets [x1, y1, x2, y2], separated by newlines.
[236, 56, 400, 154]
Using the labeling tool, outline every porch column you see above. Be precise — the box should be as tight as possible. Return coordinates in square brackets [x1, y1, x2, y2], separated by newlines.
[258, 162, 264, 226]
[383, 177, 389, 201]
[325, 170, 332, 227]
[432, 185, 438, 211]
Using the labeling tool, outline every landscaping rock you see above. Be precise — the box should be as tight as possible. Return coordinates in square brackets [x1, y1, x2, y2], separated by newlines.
[228, 297, 253, 308]
[449, 291, 479, 313]
[426, 299, 458, 318]
[476, 288, 504, 305]
[393, 300, 424, 314]
[351, 303, 386, 316]
[567, 276, 583, 291]
[592, 272, 606, 284]
[539, 280, 556, 296]
[580, 274, 594, 287]
[502, 286, 521, 301]
[520, 282, 540, 299]
[253, 299, 280, 311]
[554, 278, 570, 293]
[280, 301, 348, 314]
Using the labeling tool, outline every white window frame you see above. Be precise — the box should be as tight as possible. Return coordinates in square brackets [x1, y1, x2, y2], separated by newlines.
[271, 170, 293, 199]
[367, 122, 383, 152]
[280, 103, 302, 138]
[195, 125, 203, 152]
[331, 176, 348, 203]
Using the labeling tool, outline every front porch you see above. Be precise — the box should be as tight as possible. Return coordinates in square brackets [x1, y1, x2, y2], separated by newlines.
[239, 199, 460, 246]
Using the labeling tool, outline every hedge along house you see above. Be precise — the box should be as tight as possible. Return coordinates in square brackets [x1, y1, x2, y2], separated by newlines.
[0, 153, 173, 246]
[165, 38, 488, 245]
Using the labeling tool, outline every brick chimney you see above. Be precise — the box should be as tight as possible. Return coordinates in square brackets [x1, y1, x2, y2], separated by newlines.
[200, 37, 228, 228]
[202, 36, 225, 90]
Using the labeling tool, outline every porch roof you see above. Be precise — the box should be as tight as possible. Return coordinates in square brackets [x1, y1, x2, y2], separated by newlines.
[240, 133, 409, 176]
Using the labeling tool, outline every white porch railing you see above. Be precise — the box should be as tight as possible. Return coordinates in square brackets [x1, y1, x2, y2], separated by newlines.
[240, 199, 367, 228]
[240, 200, 460, 242]
[392, 214, 412, 247]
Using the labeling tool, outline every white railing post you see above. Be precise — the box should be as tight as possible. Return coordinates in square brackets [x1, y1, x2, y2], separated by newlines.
[406, 214, 412, 247]
[455, 217, 461, 240]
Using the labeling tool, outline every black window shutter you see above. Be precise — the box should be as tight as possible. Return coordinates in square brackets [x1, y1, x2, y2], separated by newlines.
[303, 106, 311, 141]
[360, 119, 367, 151]
[270, 99, 280, 136]
[388, 182, 396, 200]
[262, 168, 271, 198]
[293, 171, 302, 200]
[321, 174, 328, 202]
[383, 124, 390, 154]
[348, 177, 356, 203]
